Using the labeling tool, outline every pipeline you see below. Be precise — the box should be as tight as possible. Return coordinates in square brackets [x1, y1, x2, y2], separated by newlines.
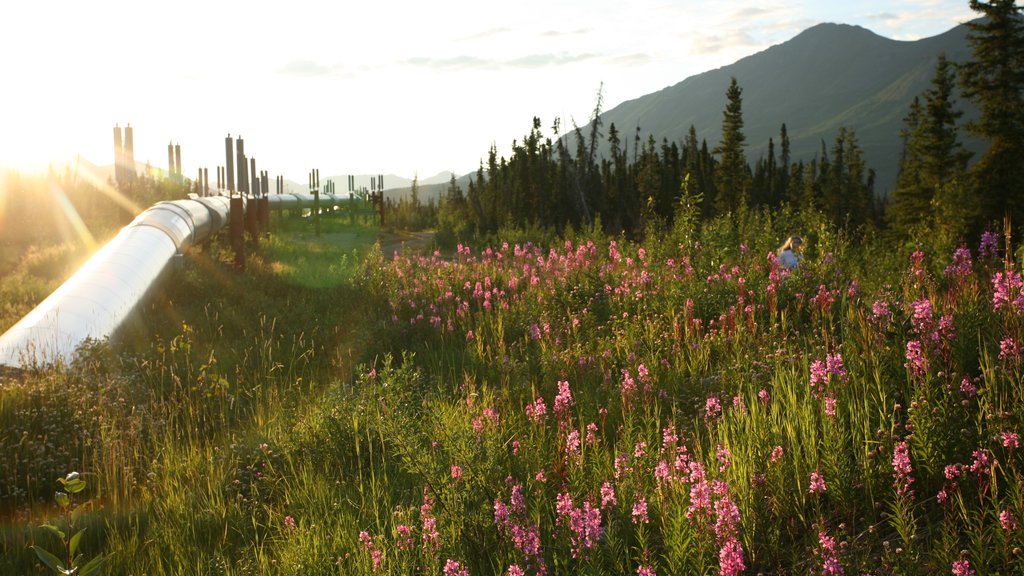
[0, 191, 349, 368]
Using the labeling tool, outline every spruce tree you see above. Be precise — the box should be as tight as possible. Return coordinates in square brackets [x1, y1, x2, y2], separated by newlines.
[891, 55, 973, 239]
[713, 78, 750, 215]
[958, 0, 1024, 231]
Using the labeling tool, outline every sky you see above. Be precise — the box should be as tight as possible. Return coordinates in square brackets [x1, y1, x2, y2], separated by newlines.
[0, 0, 979, 186]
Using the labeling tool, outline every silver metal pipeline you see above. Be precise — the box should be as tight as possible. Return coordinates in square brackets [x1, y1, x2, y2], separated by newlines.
[0, 191, 349, 368]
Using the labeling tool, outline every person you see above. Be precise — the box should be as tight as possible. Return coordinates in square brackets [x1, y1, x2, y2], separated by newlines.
[777, 236, 802, 270]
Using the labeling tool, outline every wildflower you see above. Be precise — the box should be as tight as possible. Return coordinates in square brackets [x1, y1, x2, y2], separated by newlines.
[810, 360, 829, 399]
[632, 496, 649, 524]
[892, 441, 914, 498]
[910, 298, 933, 334]
[525, 397, 547, 424]
[810, 471, 827, 494]
[979, 230, 998, 259]
[1001, 509, 1018, 531]
[600, 481, 618, 509]
[636, 565, 656, 576]
[553, 380, 575, 418]
[993, 270, 1024, 312]
[818, 529, 844, 576]
[1003, 431, 1020, 449]
[443, 559, 469, 576]
[770, 445, 785, 463]
[824, 394, 838, 419]
[872, 299, 892, 323]
[904, 340, 928, 379]
[960, 377, 977, 397]
[565, 429, 581, 460]
[396, 524, 414, 551]
[535, 469, 547, 483]
[758, 388, 771, 406]
[719, 538, 746, 576]
[716, 444, 732, 473]
[1000, 337, 1020, 361]
[714, 495, 741, 540]
[451, 464, 463, 480]
[507, 565, 525, 576]
[284, 515, 297, 530]
[944, 246, 973, 279]
[970, 449, 993, 480]
[705, 395, 723, 422]
[952, 558, 975, 576]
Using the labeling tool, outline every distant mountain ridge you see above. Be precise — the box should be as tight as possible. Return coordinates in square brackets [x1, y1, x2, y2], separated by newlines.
[582, 21, 982, 195]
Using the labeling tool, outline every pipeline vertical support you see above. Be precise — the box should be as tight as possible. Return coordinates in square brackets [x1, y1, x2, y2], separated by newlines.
[225, 135, 235, 193]
[230, 196, 246, 270]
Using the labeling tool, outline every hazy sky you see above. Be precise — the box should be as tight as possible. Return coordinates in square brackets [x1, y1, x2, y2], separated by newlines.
[1, 0, 977, 184]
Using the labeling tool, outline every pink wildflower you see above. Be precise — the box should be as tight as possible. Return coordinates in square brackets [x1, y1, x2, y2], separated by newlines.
[719, 538, 746, 576]
[632, 496, 649, 524]
[443, 559, 469, 576]
[553, 380, 575, 418]
[600, 481, 618, 509]
[809, 471, 827, 494]
[1001, 509, 1018, 531]
[952, 558, 975, 576]
[636, 565, 656, 576]
[451, 464, 463, 480]
[1003, 431, 1020, 449]
[892, 441, 914, 497]
[770, 445, 785, 463]
[705, 395, 722, 422]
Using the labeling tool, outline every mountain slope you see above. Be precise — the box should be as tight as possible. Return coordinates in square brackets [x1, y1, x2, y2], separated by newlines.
[586, 22, 981, 195]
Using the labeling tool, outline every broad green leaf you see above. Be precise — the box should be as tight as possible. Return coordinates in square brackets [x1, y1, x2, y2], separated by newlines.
[40, 524, 66, 542]
[69, 528, 85, 558]
[63, 478, 87, 494]
[31, 545, 66, 574]
[80, 554, 107, 576]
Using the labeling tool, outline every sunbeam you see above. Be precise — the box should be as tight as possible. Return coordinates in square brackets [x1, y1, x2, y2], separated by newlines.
[47, 180, 96, 252]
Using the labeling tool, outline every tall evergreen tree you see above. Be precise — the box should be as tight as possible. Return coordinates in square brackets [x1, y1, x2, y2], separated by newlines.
[958, 0, 1024, 231]
[713, 78, 750, 215]
[890, 55, 973, 238]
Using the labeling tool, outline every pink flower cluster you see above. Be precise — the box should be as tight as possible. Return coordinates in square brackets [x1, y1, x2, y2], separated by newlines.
[892, 441, 914, 498]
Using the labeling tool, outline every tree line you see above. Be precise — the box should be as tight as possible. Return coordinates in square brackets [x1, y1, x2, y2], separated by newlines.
[419, 0, 1023, 250]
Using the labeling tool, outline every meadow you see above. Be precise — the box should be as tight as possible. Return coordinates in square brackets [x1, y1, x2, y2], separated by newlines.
[1, 206, 1022, 575]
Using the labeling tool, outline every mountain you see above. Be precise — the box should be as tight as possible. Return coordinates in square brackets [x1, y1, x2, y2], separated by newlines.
[582, 22, 982, 195]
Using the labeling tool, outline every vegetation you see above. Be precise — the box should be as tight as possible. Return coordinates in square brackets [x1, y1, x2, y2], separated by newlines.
[2, 2, 1023, 574]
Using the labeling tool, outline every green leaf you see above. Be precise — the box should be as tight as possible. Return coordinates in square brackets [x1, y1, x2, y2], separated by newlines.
[71, 500, 93, 523]
[80, 554, 106, 576]
[31, 545, 66, 574]
[40, 524, 66, 542]
[63, 478, 87, 494]
[55, 491, 70, 508]
[69, 528, 85, 558]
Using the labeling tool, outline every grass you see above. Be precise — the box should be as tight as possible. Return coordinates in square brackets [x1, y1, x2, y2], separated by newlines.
[1, 206, 1022, 575]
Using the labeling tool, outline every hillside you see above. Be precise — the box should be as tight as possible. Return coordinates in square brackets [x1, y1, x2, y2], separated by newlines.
[582, 21, 982, 195]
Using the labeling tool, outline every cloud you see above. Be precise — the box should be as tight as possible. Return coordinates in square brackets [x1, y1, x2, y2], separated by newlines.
[277, 59, 337, 77]
[400, 51, 598, 71]
[604, 53, 656, 67]
[540, 28, 591, 38]
[399, 55, 491, 71]
[689, 29, 761, 56]
[507, 52, 599, 68]
[458, 27, 512, 41]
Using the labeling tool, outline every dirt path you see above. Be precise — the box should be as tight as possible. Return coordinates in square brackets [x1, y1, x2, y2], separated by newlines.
[377, 231, 435, 257]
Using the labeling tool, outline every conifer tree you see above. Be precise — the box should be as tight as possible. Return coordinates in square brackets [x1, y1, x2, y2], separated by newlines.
[959, 0, 1024, 230]
[890, 55, 973, 239]
[713, 78, 750, 215]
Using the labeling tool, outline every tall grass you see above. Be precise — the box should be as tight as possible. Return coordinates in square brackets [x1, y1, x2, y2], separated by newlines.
[1, 208, 1022, 575]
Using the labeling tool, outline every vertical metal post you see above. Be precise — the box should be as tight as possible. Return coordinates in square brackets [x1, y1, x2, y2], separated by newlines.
[225, 135, 235, 193]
